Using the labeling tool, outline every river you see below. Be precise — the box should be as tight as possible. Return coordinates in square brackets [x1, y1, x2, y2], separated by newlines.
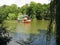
[4, 19, 56, 45]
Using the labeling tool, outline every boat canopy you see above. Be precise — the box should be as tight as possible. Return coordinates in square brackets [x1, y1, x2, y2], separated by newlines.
[17, 15, 28, 20]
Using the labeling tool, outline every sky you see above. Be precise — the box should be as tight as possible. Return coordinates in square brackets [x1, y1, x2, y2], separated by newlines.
[0, 0, 51, 7]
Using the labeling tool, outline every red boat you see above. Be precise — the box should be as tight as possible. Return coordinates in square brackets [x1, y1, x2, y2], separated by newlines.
[22, 17, 31, 23]
[23, 20, 31, 23]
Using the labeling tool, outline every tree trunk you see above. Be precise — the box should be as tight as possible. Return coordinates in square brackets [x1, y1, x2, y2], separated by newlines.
[56, 0, 60, 45]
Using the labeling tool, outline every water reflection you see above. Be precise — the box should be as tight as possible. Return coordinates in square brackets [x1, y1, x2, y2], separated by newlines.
[46, 30, 56, 45]
[2, 20, 56, 45]
[8, 30, 56, 45]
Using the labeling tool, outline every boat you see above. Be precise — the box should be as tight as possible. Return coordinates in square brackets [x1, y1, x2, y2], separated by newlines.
[22, 16, 31, 23]
[23, 18, 27, 21]
[23, 20, 31, 23]
[17, 15, 31, 23]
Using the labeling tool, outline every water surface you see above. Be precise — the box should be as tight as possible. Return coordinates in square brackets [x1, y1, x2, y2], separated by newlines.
[4, 20, 56, 45]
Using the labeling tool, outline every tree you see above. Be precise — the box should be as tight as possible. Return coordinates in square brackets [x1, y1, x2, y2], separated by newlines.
[7, 13, 17, 20]
[36, 9, 42, 20]
[0, 5, 9, 23]
[42, 4, 50, 19]
[26, 2, 37, 19]
[21, 4, 28, 14]
[56, 0, 60, 45]
[35, 3, 42, 20]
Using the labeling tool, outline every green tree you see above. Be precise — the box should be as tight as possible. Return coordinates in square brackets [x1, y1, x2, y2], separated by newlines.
[35, 3, 42, 20]
[26, 2, 37, 19]
[0, 5, 9, 23]
[7, 13, 16, 20]
[21, 4, 28, 14]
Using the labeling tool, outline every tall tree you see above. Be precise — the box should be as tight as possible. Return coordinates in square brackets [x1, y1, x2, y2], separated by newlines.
[56, 0, 60, 45]
[21, 4, 28, 14]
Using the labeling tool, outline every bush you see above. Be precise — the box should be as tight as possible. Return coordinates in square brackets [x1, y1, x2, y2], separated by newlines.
[7, 13, 17, 20]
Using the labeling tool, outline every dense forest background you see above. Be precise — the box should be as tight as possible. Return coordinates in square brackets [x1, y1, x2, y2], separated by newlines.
[0, 1, 51, 22]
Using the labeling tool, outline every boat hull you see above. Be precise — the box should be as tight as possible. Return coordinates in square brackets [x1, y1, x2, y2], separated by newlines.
[23, 20, 31, 23]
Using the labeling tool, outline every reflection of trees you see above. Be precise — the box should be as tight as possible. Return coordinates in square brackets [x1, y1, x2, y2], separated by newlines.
[46, 29, 51, 45]
[16, 34, 37, 45]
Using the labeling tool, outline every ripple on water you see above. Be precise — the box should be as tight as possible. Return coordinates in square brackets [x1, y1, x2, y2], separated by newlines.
[8, 30, 56, 45]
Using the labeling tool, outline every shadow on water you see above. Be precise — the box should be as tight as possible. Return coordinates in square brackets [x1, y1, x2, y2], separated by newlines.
[46, 30, 56, 45]
[29, 29, 56, 45]
[2, 20, 56, 45]
[10, 29, 56, 45]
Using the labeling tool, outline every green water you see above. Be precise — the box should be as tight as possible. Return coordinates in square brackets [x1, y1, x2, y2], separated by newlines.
[3, 19, 56, 45]
[3, 19, 51, 34]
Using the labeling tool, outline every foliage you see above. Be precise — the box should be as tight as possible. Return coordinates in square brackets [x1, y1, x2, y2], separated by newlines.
[26, 2, 50, 19]
[7, 13, 17, 20]
[0, 4, 21, 23]
[0, 1, 50, 21]
[21, 4, 28, 14]
[3, 20, 17, 32]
